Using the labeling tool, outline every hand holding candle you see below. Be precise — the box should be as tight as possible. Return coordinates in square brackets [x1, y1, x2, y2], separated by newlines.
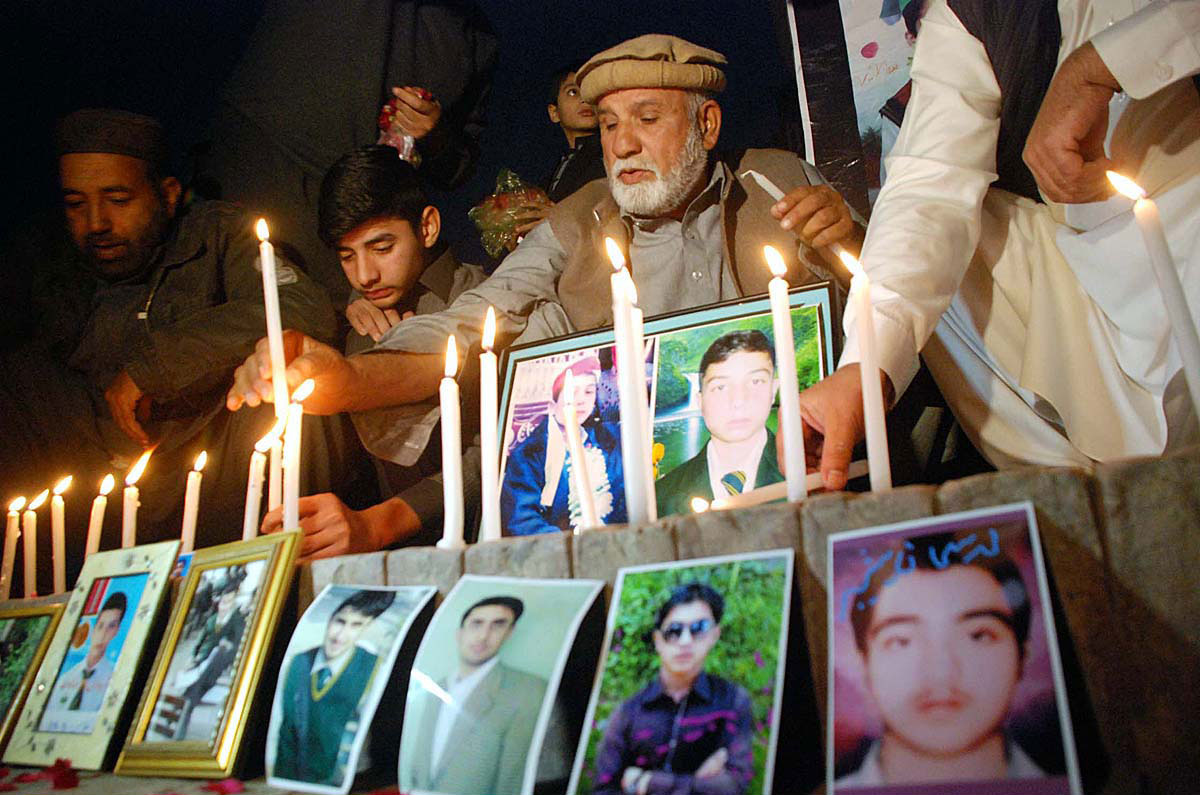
[23, 489, 49, 598]
[51, 476, 72, 594]
[839, 250, 892, 492]
[478, 307, 501, 542]
[1, 497, 25, 601]
[86, 475, 114, 559]
[562, 371, 599, 531]
[255, 219, 291, 416]
[123, 449, 154, 548]
[180, 451, 207, 553]
[282, 379, 315, 532]
[437, 336, 466, 550]
[764, 245, 808, 501]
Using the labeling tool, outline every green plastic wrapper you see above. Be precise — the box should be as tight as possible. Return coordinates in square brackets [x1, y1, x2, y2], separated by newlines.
[468, 168, 551, 258]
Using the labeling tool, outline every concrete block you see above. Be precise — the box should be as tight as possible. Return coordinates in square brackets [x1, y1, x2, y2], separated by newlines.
[464, 532, 572, 579]
[674, 501, 801, 562]
[385, 546, 464, 599]
[1094, 447, 1200, 793]
[307, 550, 387, 595]
[572, 522, 676, 587]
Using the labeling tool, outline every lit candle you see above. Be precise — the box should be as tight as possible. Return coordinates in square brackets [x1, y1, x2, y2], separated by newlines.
[764, 245, 807, 501]
[255, 219, 291, 416]
[1107, 172, 1200, 419]
[180, 451, 207, 553]
[23, 489, 49, 598]
[478, 307, 501, 542]
[626, 281, 657, 521]
[839, 251, 892, 491]
[436, 336, 466, 550]
[245, 419, 285, 541]
[605, 237, 650, 525]
[85, 475, 114, 559]
[51, 476, 72, 594]
[267, 438, 282, 511]
[690, 497, 710, 514]
[123, 449, 153, 548]
[1, 497, 25, 601]
[282, 379, 315, 531]
[562, 371, 599, 531]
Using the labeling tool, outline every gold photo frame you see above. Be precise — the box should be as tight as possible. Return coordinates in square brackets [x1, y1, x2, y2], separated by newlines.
[2, 540, 180, 770]
[0, 598, 66, 756]
[115, 530, 299, 778]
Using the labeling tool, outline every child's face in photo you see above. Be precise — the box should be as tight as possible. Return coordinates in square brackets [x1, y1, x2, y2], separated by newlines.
[323, 607, 374, 662]
[699, 351, 776, 444]
[863, 566, 1021, 757]
[554, 372, 598, 426]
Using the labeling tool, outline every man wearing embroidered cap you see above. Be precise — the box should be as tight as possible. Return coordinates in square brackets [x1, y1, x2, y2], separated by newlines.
[227, 34, 862, 537]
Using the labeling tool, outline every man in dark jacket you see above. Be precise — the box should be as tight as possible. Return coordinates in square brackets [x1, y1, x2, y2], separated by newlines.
[0, 109, 342, 585]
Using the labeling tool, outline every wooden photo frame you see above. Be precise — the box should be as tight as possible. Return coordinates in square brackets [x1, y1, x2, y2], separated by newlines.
[115, 531, 300, 778]
[2, 540, 179, 770]
[496, 283, 835, 534]
[0, 598, 66, 756]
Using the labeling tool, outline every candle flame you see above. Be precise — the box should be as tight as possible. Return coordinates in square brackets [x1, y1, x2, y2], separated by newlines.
[291, 378, 315, 404]
[604, 237, 626, 271]
[194, 451, 208, 472]
[444, 335, 458, 377]
[482, 306, 496, 351]
[763, 245, 787, 278]
[254, 417, 287, 453]
[100, 475, 115, 496]
[690, 497, 710, 513]
[255, 218, 270, 241]
[8, 496, 26, 513]
[27, 489, 49, 511]
[53, 476, 73, 496]
[838, 249, 866, 281]
[1106, 171, 1146, 201]
[126, 448, 153, 487]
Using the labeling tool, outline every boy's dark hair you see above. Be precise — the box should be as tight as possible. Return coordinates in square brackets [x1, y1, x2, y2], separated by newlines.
[699, 329, 775, 383]
[332, 589, 396, 621]
[653, 581, 725, 630]
[548, 61, 582, 105]
[317, 145, 429, 246]
[848, 530, 1032, 659]
[100, 591, 128, 622]
[460, 596, 524, 626]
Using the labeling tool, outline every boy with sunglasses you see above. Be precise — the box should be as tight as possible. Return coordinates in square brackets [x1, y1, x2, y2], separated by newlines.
[592, 583, 754, 795]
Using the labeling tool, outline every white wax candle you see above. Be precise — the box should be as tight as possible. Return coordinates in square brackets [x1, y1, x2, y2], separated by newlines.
[268, 439, 282, 511]
[85, 475, 113, 559]
[629, 304, 657, 521]
[1, 497, 25, 601]
[478, 308, 501, 542]
[243, 450, 267, 541]
[437, 336, 466, 549]
[282, 406, 303, 531]
[23, 490, 48, 598]
[123, 449, 153, 548]
[845, 259, 892, 492]
[605, 238, 650, 525]
[562, 371, 599, 531]
[180, 451, 207, 553]
[765, 246, 807, 501]
[50, 476, 71, 594]
[255, 220, 291, 416]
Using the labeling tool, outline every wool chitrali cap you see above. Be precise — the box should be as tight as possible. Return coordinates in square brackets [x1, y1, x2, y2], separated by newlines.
[54, 108, 167, 168]
[577, 34, 727, 104]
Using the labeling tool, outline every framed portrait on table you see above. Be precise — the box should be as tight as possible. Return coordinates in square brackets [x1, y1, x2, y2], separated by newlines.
[0, 598, 66, 755]
[399, 575, 604, 795]
[2, 540, 179, 770]
[115, 531, 300, 778]
[567, 550, 795, 795]
[826, 503, 1082, 794]
[497, 284, 835, 533]
[266, 584, 437, 795]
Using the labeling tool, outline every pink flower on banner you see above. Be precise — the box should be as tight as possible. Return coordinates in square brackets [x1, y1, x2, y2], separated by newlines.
[861, 41, 880, 58]
[201, 779, 246, 794]
[754, 650, 765, 668]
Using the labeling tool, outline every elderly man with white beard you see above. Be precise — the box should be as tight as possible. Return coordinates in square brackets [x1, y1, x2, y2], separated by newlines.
[224, 34, 863, 547]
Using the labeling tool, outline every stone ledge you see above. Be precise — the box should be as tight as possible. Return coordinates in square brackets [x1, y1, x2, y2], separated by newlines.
[464, 531, 572, 578]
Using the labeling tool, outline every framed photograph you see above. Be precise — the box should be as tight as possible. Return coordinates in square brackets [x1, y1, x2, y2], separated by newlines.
[2, 540, 179, 770]
[116, 531, 300, 778]
[567, 549, 795, 795]
[265, 584, 437, 795]
[399, 575, 604, 795]
[0, 598, 66, 755]
[826, 503, 1082, 794]
[497, 284, 835, 533]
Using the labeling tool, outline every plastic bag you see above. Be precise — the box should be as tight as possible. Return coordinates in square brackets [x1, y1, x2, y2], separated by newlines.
[377, 93, 427, 166]
[468, 168, 552, 258]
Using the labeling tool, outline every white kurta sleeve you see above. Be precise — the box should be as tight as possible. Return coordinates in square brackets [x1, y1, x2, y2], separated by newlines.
[1091, 0, 1200, 99]
[838, 0, 1003, 398]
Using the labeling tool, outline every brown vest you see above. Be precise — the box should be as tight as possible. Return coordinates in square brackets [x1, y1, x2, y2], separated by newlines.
[548, 148, 845, 332]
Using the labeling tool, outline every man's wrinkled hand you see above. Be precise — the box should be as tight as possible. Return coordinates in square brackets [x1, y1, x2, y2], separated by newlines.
[390, 86, 442, 140]
[261, 494, 419, 562]
[513, 201, 555, 241]
[105, 370, 150, 446]
[771, 184, 856, 250]
[792, 365, 880, 491]
[225, 330, 352, 415]
[1023, 41, 1120, 204]
[346, 298, 402, 342]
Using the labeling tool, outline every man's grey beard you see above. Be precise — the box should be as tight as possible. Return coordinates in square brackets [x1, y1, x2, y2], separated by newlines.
[608, 122, 708, 217]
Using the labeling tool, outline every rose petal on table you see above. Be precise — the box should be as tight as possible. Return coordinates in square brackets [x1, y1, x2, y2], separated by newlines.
[202, 779, 246, 794]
